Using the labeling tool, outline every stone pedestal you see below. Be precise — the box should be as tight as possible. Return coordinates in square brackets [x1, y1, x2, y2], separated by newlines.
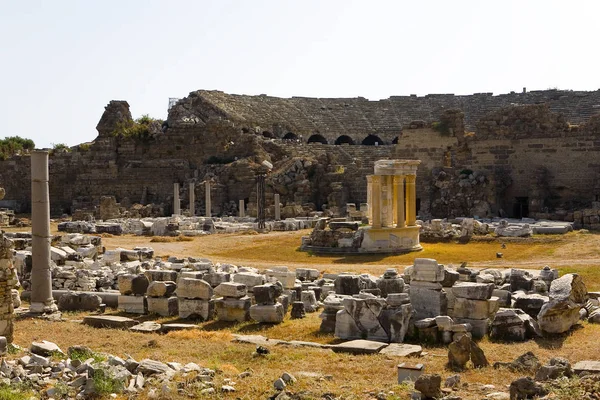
[249, 303, 284, 323]
[178, 298, 214, 320]
[30, 151, 58, 313]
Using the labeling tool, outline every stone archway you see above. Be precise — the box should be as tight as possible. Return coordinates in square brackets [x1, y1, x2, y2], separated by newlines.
[335, 135, 355, 145]
[282, 132, 298, 141]
[307, 134, 328, 144]
[362, 134, 384, 145]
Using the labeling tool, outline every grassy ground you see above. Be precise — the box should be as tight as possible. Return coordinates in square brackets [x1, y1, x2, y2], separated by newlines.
[8, 226, 600, 398]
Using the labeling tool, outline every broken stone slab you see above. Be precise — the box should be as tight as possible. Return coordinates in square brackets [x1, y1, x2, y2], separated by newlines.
[455, 318, 489, 339]
[333, 274, 361, 295]
[136, 359, 172, 376]
[414, 373, 442, 399]
[573, 360, 600, 375]
[129, 321, 162, 333]
[509, 377, 548, 400]
[30, 340, 64, 357]
[452, 282, 494, 300]
[57, 292, 102, 312]
[82, 315, 137, 329]
[513, 293, 548, 318]
[144, 270, 178, 283]
[331, 339, 388, 355]
[538, 273, 587, 334]
[380, 343, 422, 357]
[160, 323, 200, 333]
[231, 334, 288, 347]
[249, 303, 285, 323]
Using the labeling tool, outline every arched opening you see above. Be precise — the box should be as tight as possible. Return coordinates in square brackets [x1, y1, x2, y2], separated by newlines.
[361, 134, 384, 146]
[391, 136, 399, 144]
[307, 134, 328, 144]
[334, 135, 355, 145]
[262, 131, 274, 138]
[282, 132, 298, 141]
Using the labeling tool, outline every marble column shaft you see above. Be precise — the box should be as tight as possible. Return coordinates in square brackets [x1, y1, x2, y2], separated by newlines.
[173, 183, 180, 215]
[394, 175, 406, 228]
[205, 181, 211, 218]
[406, 175, 416, 226]
[371, 175, 382, 229]
[189, 182, 195, 216]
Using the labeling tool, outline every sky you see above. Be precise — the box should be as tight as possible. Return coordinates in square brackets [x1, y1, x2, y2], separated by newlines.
[1, 0, 600, 148]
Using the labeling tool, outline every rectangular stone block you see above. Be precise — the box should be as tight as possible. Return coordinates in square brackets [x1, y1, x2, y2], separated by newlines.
[178, 298, 214, 320]
[409, 287, 447, 319]
[176, 278, 213, 300]
[147, 296, 178, 317]
[249, 303, 285, 323]
[214, 296, 251, 322]
[118, 295, 147, 314]
[203, 272, 230, 287]
[232, 272, 265, 291]
[411, 258, 444, 282]
[144, 270, 178, 282]
[452, 282, 494, 300]
[452, 297, 498, 320]
[214, 282, 247, 298]
[455, 318, 490, 339]
[266, 270, 296, 289]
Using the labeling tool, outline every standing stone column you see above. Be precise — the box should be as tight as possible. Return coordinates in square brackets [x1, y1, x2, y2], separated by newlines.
[189, 182, 195, 216]
[274, 194, 281, 221]
[0, 233, 17, 342]
[239, 200, 245, 217]
[394, 175, 406, 228]
[205, 180, 211, 218]
[30, 150, 57, 313]
[371, 175, 382, 229]
[406, 175, 416, 226]
[173, 183, 180, 215]
[366, 175, 373, 223]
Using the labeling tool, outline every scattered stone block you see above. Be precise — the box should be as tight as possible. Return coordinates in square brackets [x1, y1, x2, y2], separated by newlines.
[397, 363, 425, 383]
[249, 303, 285, 323]
[147, 296, 178, 317]
[118, 295, 147, 314]
[215, 296, 251, 322]
[380, 343, 422, 357]
[82, 315, 137, 329]
[130, 321, 162, 333]
[146, 281, 177, 298]
[214, 282, 247, 298]
[331, 339, 388, 355]
[178, 298, 214, 320]
[176, 278, 213, 300]
[452, 282, 494, 300]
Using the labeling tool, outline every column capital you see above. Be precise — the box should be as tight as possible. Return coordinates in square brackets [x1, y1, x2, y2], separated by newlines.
[366, 175, 373, 183]
[371, 175, 382, 184]
[405, 174, 416, 183]
[393, 175, 405, 185]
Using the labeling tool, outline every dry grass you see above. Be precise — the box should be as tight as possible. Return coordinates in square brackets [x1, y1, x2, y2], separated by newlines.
[150, 235, 195, 243]
[13, 309, 600, 400]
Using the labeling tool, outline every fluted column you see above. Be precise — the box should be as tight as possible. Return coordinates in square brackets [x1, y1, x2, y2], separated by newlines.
[406, 175, 416, 226]
[371, 175, 382, 229]
[274, 193, 281, 221]
[394, 175, 406, 228]
[239, 199, 245, 217]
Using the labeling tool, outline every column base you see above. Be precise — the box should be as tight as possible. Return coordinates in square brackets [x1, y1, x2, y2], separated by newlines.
[360, 226, 422, 253]
[29, 301, 59, 314]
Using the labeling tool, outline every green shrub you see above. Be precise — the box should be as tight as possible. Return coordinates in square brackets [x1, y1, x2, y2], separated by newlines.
[0, 136, 35, 160]
[431, 121, 451, 136]
[111, 114, 163, 140]
[92, 369, 123, 396]
[69, 347, 105, 363]
[78, 143, 92, 152]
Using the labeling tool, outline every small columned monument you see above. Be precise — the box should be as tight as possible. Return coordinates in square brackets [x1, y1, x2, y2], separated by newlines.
[302, 159, 422, 254]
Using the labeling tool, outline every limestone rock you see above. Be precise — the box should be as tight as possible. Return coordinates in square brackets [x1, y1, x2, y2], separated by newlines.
[508, 377, 547, 400]
[57, 292, 102, 311]
[414, 373, 441, 399]
[214, 282, 247, 298]
[146, 281, 177, 297]
[538, 273, 587, 334]
[452, 282, 494, 300]
[176, 278, 213, 300]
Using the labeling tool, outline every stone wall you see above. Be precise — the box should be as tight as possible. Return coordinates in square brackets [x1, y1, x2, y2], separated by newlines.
[1, 92, 600, 222]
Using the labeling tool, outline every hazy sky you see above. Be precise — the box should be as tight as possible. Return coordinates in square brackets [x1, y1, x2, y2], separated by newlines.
[1, 0, 599, 148]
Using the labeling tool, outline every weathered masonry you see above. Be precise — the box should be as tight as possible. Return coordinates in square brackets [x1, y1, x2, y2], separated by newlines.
[1, 88, 600, 226]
